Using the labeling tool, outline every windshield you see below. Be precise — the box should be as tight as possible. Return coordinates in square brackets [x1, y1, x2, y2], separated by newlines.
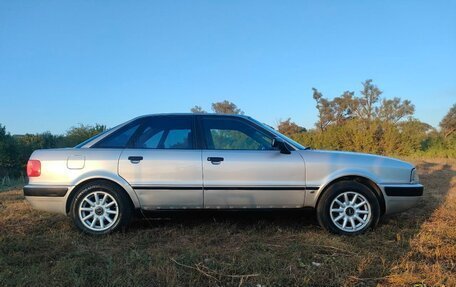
[247, 117, 307, 150]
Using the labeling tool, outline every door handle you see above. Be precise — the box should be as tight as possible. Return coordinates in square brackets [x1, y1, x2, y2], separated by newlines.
[128, 156, 143, 163]
[207, 157, 224, 164]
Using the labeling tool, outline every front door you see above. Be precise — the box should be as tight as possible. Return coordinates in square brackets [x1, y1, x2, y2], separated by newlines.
[199, 116, 306, 208]
[118, 116, 203, 210]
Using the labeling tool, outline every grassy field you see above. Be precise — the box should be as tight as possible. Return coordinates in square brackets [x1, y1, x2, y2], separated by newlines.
[0, 159, 455, 286]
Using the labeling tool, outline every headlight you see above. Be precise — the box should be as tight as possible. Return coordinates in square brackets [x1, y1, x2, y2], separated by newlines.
[411, 168, 419, 183]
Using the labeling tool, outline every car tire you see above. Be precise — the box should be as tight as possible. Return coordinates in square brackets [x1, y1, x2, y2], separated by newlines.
[316, 181, 380, 235]
[70, 180, 132, 235]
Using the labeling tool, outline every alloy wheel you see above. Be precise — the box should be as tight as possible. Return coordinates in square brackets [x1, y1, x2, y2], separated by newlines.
[329, 191, 372, 232]
[78, 191, 119, 231]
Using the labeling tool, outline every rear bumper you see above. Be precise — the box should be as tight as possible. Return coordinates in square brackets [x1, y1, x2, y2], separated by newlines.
[23, 186, 68, 197]
[381, 184, 424, 215]
[23, 185, 71, 215]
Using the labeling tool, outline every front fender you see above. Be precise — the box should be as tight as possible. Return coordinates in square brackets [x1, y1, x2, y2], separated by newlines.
[305, 169, 382, 208]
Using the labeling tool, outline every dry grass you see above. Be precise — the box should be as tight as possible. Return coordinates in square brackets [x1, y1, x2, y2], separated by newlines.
[0, 159, 455, 286]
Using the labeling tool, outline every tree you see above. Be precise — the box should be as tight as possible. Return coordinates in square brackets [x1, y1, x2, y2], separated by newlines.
[352, 79, 383, 120]
[211, 100, 243, 114]
[313, 89, 354, 130]
[440, 104, 456, 137]
[312, 88, 333, 131]
[332, 91, 354, 125]
[378, 97, 415, 123]
[190, 105, 206, 113]
[0, 124, 20, 177]
[63, 124, 106, 147]
[308, 80, 426, 155]
[277, 118, 306, 136]
[312, 80, 414, 128]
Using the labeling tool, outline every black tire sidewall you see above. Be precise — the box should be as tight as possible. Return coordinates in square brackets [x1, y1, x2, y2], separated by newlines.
[317, 181, 381, 235]
[70, 181, 131, 235]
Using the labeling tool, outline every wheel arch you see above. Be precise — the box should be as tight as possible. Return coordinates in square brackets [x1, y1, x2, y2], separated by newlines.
[315, 175, 386, 215]
[66, 176, 140, 214]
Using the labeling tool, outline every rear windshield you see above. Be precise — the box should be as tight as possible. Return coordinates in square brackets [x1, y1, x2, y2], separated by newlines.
[74, 129, 112, 148]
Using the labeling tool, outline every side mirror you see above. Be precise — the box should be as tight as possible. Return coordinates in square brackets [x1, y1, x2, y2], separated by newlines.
[272, 137, 291, 154]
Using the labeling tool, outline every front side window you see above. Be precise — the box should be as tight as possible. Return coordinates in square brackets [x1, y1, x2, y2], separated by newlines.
[202, 117, 274, 150]
[132, 117, 194, 149]
[249, 117, 306, 150]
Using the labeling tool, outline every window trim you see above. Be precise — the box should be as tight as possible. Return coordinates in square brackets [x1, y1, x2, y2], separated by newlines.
[197, 115, 278, 151]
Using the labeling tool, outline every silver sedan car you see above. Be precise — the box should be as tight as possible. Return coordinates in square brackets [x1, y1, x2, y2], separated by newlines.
[24, 114, 423, 235]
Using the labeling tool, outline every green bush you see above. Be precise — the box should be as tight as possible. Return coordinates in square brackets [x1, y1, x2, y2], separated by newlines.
[292, 119, 455, 158]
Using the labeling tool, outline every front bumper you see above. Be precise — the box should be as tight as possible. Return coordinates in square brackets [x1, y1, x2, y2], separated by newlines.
[23, 185, 72, 215]
[381, 184, 424, 215]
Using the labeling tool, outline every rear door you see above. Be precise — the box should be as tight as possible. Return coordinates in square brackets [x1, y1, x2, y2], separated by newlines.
[199, 116, 306, 209]
[118, 115, 203, 210]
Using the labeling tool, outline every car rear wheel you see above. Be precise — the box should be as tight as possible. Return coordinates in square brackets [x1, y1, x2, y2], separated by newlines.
[70, 181, 132, 235]
[316, 181, 380, 235]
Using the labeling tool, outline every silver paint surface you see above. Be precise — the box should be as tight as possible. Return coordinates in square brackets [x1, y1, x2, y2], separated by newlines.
[24, 114, 422, 216]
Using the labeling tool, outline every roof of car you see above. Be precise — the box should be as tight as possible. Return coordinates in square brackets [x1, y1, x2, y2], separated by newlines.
[135, 113, 251, 119]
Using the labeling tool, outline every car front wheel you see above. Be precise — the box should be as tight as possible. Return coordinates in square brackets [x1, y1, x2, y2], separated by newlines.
[316, 181, 381, 235]
[70, 181, 132, 235]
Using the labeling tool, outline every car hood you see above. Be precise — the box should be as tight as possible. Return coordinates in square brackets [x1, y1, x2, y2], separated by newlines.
[300, 149, 413, 168]
[297, 149, 415, 184]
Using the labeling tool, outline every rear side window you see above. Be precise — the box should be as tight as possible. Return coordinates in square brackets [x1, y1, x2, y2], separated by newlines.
[138, 128, 164, 149]
[132, 117, 194, 149]
[93, 123, 141, 148]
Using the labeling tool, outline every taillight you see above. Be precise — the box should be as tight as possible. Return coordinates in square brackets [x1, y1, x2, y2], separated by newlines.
[27, 160, 41, 177]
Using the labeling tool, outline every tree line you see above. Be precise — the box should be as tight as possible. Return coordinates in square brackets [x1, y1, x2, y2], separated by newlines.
[190, 80, 455, 158]
[0, 124, 106, 178]
[298, 80, 455, 157]
[0, 79, 455, 178]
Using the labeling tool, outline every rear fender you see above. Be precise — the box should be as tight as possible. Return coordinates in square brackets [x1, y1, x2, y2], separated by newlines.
[68, 170, 141, 209]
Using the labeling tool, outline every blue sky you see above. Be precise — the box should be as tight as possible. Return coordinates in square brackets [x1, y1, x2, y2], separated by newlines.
[0, 1, 455, 134]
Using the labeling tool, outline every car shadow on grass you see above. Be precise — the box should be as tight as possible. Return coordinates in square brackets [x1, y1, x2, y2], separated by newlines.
[132, 208, 318, 230]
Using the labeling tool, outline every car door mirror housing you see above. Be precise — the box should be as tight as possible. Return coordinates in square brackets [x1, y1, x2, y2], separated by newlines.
[272, 137, 291, 154]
